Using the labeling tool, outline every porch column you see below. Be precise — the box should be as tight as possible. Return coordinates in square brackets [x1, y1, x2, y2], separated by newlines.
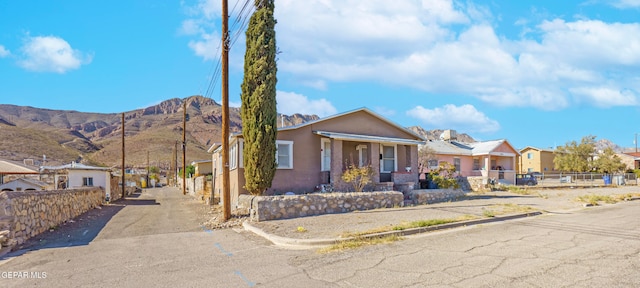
[330, 139, 344, 189]
[410, 145, 419, 183]
[370, 143, 380, 184]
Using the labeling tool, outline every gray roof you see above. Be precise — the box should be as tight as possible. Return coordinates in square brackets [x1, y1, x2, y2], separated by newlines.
[42, 162, 110, 171]
[4, 177, 49, 188]
[425, 139, 517, 156]
[0, 160, 38, 174]
[314, 131, 425, 146]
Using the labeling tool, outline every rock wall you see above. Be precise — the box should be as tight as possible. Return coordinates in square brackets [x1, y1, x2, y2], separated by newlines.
[242, 191, 404, 222]
[0, 188, 103, 250]
[410, 189, 466, 205]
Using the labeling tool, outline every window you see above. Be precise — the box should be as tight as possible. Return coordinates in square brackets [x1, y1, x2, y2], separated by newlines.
[230, 142, 237, 170]
[528, 168, 533, 173]
[428, 159, 438, 169]
[381, 144, 396, 173]
[276, 140, 293, 169]
[83, 177, 94, 186]
[321, 139, 331, 171]
[358, 145, 368, 167]
[473, 158, 480, 170]
[527, 153, 533, 159]
[454, 158, 461, 172]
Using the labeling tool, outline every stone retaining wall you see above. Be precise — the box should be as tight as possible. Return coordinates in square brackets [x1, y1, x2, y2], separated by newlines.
[410, 189, 467, 205]
[0, 188, 103, 250]
[241, 191, 404, 222]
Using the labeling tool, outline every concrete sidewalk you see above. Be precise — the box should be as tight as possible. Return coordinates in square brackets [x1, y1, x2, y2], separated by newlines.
[243, 186, 640, 248]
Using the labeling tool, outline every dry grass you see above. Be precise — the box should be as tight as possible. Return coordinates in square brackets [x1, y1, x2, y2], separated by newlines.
[339, 215, 478, 238]
[318, 235, 403, 253]
[576, 193, 640, 206]
[482, 203, 539, 218]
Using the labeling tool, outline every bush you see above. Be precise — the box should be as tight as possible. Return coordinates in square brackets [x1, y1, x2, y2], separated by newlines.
[341, 164, 373, 192]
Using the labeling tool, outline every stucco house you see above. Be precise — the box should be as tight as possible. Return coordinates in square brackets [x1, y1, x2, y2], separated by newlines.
[209, 108, 425, 207]
[41, 162, 111, 193]
[518, 146, 557, 174]
[423, 134, 520, 185]
[191, 160, 213, 177]
[0, 177, 51, 191]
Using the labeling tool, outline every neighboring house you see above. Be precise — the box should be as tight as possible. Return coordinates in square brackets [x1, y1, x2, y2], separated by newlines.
[209, 107, 425, 207]
[191, 160, 213, 177]
[618, 152, 640, 170]
[41, 162, 111, 192]
[518, 146, 557, 174]
[0, 159, 38, 185]
[424, 134, 520, 185]
[0, 177, 51, 191]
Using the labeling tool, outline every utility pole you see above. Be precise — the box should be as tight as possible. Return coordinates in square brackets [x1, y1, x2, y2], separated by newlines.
[183, 100, 187, 195]
[121, 113, 126, 199]
[147, 150, 150, 188]
[171, 141, 176, 187]
[221, 0, 231, 221]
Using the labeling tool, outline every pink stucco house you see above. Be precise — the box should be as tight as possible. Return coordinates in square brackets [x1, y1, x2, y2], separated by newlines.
[424, 134, 520, 185]
[209, 108, 425, 207]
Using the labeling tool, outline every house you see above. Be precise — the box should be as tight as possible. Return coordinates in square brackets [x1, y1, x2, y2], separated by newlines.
[617, 152, 640, 170]
[0, 159, 38, 185]
[209, 108, 425, 207]
[518, 146, 557, 174]
[0, 177, 51, 191]
[191, 160, 213, 177]
[423, 132, 520, 185]
[41, 162, 111, 193]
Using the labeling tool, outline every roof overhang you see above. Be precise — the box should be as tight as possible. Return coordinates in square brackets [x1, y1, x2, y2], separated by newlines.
[314, 131, 425, 146]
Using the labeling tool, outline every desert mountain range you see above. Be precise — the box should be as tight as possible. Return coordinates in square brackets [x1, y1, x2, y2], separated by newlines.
[0, 95, 624, 168]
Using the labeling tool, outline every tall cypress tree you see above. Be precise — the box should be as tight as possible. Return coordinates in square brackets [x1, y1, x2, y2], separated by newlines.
[240, 0, 278, 195]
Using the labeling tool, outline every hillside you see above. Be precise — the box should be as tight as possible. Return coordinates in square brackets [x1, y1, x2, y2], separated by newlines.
[0, 96, 318, 168]
[407, 126, 475, 143]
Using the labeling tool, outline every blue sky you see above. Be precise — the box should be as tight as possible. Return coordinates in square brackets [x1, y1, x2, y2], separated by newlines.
[1, 0, 639, 150]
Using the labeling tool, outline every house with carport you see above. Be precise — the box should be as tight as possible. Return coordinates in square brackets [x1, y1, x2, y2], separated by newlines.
[423, 132, 520, 185]
[209, 108, 425, 207]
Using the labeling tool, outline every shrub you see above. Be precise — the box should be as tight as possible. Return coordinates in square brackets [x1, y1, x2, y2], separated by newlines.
[341, 163, 373, 192]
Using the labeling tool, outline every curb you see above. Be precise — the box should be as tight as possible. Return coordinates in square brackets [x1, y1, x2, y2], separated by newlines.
[243, 211, 544, 248]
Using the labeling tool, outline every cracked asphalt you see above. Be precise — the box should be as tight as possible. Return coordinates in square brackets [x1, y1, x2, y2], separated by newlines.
[0, 186, 638, 287]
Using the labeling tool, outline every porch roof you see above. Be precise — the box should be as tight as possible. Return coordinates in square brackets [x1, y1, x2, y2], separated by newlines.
[313, 131, 425, 145]
[0, 160, 38, 175]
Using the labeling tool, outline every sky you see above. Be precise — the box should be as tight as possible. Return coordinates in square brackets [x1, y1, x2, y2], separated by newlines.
[1, 0, 639, 150]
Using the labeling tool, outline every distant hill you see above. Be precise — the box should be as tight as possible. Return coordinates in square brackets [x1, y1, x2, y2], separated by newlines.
[0, 96, 318, 168]
[407, 126, 476, 143]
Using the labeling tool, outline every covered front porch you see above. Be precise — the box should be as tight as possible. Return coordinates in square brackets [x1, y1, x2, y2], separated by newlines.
[315, 131, 421, 192]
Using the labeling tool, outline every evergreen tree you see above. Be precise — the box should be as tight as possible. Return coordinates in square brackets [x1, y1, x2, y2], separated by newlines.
[240, 0, 278, 195]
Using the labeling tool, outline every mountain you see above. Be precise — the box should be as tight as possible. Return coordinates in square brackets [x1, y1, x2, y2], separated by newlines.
[0, 96, 318, 168]
[407, 126, 476, 143]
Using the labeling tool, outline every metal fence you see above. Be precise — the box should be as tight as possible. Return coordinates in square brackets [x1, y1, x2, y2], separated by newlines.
[534, 172, 638, 186]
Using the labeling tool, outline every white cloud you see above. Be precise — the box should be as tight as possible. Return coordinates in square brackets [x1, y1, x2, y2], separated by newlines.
[18, 36, 92, 73]
[182, 1, 640, 109]
[406, 104, 500, 134]
[0, 45, 10, 57]
[277, 91, 337, 117]
[610, 0, 640, 8]
[570, 87, 638, 107]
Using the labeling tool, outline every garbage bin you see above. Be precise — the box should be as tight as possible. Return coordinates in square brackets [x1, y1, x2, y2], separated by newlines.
[613, 175, 625, 186]
[603, 175, 611, 185]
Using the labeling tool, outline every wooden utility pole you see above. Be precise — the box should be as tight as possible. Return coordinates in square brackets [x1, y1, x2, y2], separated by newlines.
[221, 0, 231, 221]
[183, 100, 187, 195]
[171, 141, 176, 186]
[146, 150, 150, 188]
[121, 113, 125, 199]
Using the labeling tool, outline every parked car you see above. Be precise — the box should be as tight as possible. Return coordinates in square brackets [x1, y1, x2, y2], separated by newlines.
[515, 173, 538, 186]
[530, 172, 543, 179]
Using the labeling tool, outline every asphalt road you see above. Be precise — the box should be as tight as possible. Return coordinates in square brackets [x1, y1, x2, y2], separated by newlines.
[0, 187, 639, 287]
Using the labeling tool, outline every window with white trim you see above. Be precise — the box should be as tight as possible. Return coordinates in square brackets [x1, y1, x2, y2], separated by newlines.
[321, 138, 331, 171]
[230, 142, 237, 170]
[380, 144, 396, 173]
[82, 177, 94, 186]
[276, 140, 293, 169]
[454, 157, 461, 172]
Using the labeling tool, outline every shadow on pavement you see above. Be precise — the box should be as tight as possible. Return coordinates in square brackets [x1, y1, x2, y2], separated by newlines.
[2, 195, 157, 259]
